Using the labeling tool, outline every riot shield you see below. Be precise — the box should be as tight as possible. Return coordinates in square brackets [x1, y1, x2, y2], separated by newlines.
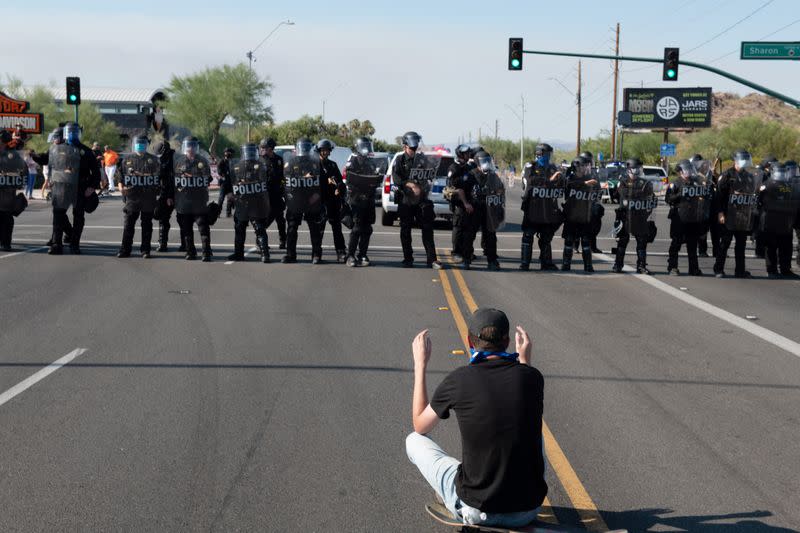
[173, 154, 211, 215]
[481, 171, 506, 231]
[48, 144, 82, 210]
[0, 150, 27, 212]
[525, 165, 564, 224]
[620, 178, 657, 238]
[284, 154, 323, 216]
[676, 174, 711, 224]
[232, 159, 270, 220]
[564, 175, 599, 225]
[397, 153, 437, 206]
[122, 153, 161, 213]
[724, 169, 761, 232]
[346, 155, 385, 206]
[759, 171, 800, 235]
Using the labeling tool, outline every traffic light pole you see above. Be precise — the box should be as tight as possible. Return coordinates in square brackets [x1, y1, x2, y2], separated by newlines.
[74, 104, 79, 125]
[522, 48, 800, 108]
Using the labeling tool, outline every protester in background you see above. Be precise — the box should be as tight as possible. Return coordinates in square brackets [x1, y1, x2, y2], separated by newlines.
[103, 145, 120, 193]
[24, 150, 38, 199]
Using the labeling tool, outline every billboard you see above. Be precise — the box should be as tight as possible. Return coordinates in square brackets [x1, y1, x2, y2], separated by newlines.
[623, 87, 712, 128]
[0, 92, 44, 134]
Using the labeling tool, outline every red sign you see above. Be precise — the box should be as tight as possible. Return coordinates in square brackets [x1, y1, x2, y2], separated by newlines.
[0, 91, 44, 134]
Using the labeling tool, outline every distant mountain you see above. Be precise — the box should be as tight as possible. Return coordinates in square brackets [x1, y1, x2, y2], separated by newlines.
[711, 92, 800, 130]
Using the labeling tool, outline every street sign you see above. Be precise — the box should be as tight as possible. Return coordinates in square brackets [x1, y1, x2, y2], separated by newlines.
[624, 87, 712, 128]
[660, 143, 676, 157]
[740, 41, 800, 60]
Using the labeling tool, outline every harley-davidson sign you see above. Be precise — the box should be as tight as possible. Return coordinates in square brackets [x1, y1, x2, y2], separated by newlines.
[0, 92, 44, 134]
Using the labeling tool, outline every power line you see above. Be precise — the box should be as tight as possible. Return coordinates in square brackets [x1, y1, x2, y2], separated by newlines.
[706, 17, 800, 63]
[684, 0, 775, 55]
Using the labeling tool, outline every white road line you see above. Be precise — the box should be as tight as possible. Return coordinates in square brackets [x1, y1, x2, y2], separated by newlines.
[594, 253, 800, 358]
[0, 348, 87, 408]
[0, 246, 48, 260]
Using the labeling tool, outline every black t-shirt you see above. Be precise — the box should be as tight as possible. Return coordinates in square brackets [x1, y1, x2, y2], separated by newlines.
[431, 359, 547, 513]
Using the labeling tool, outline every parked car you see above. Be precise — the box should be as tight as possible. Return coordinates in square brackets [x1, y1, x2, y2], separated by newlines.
[642, 165, 668, 194]
[381, 150, 454, 226]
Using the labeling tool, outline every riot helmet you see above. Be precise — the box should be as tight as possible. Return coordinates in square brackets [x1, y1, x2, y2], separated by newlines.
[295, 137, 314, 157]
[770, 164, 789, 182]
[689, 153, 704, 163]
[760, 155, 778, 170]
[354, 137, 373, 156]
[676, 159, 694, 178]
[455, 144, 471, 162]
[182, 136, 200, 157]
[48, 127, 64, 144]
[241, 143, 258, 161]
[474, 151, 494, 173]
[571, 156, 590, 177]
[402, 131, 422, 150]
[783, 160, 798, 178]
[132, 135, 149, 155]
[535, 143, 553, 166]
[733, 150, 752, 170]
[579, 151, 594, 165]
[693, 158, 711, 176]
[626, 157, 643, 178]
[63, 122, 81, 145]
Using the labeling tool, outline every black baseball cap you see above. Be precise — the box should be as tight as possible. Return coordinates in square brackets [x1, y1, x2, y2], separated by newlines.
[467, 308, 510, 340]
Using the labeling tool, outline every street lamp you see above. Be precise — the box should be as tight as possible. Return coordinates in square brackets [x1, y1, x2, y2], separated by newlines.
[246, 19, 295, 141]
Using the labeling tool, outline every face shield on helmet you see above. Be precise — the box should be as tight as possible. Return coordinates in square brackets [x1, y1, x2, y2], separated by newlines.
[295, 138, 313, 157]
[181, 137, 199, 157]
[455, 144, 471, 162]
[64, 123, 81, 145]
[692, 158, 710, 176]
[241, 143, 258, 161]
[571, 157, 589, 177]
[626, 158, 643, 178]
[402, 131, 421, 150]
[132, 136, 149, 155]
[475, 152, 494, 172]
[676, 159, 695, 179]
[354, 137, 373, 156]
[733, 151, 752, 170]
[783, 161, 798, 178]
[770, 165, 789, 182]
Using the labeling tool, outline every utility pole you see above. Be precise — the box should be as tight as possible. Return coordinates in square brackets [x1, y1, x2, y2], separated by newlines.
[495, 119, 499, 139]
[610, 22, 620, 161]
[576, 60, 582, 156]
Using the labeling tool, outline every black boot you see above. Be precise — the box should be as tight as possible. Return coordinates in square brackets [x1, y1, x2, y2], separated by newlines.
[185, 234, 197, 260]
[561, 246, 573, 271]
[612, 245, 626, 273]
[636, 250, 652, 275]
[582, 246, 594, 273]
[258, 235, 270, 263]
[519, 241, 532, 271]
[540, 244, 558, 271]
[201, 235, 212, 262]
[158, 224, 169, 252]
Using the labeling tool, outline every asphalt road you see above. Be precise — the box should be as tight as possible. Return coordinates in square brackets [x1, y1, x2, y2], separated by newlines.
[1, 191, 799, 532]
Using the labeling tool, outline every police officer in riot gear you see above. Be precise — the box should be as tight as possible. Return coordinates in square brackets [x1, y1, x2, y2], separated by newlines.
[317, 139, 347, 263]
[153, 140, 180, 252]
[260, 137, 287, 250]
[612, 158, 657, 274]
[753, 156, 778, 258]
[0, 130, 28, 250]
[689, 154, 717, 257]
[225, 142, 271, 263]
[32, 127, 75, 247]
[757, 163, 799, 278]
[447, 143, 477, 261]
[580, 151, 605, 253]
[174, 136, 213, 261]
[520, 143, 563, 271]
[561, 156, 599, 273]
[46, 122, 100, 255]
[117, 135, 163, 258]
[392, 131, 442, 269]
[466, 151, 504, 271]
[665, 159, 711, 276]
[714, 150, 760, 278]
[283, 137, 327, 264]
[216, 147, 235, 218]
[344, 137, 383, 266]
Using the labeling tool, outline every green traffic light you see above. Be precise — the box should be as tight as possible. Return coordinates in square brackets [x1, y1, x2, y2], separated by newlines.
[69, 94, 77, 102]
[511, 58, 521, 68]
[666, 69, 676, 78]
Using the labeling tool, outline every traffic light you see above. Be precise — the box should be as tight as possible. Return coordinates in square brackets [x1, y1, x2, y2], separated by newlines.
[662, 48, 679, 81]
[508, 38, 523, 71]
[65, 77, 81, 105]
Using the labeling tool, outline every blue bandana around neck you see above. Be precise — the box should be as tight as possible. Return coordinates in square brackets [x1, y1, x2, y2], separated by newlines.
[469, 348, 519, 364]
[536, 155, 550, 167]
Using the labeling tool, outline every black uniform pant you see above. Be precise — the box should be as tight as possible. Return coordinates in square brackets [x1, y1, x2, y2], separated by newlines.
[763, 232, 793, 274]
[121, 209, 154, 253]
[322, 200, 346, 253]
[714, 228, 749, 275]
[176, 213, 211, 254]
[589, 204, 604, 251]
[521, 219, 559, 266]
[52, 196, 86, 248]
[217, 182, 234, 216]
[562, 221, 592, 266]
[235, 216, 268, 255]
[265, 194, 287, 244]
[347, 201, 376, 259]
[464, 210, 498, 264]
[667, 220, 702, 273]
[615, 224, 648, 268]
[0, 211, 13, 247]
[157, 205, 186, 248]
[451, 207, 466, 256]
[398, 201, 437, 263]
[285, 210, 324, 259]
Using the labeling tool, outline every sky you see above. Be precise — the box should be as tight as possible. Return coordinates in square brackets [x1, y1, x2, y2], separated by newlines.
[6, 0, 798, 147]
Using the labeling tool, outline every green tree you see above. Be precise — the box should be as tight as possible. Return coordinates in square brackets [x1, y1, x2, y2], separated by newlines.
[165, 63, 273, 157]
[680, 116, 800, 164]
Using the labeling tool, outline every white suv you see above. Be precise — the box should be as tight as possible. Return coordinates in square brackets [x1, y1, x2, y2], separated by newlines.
[380, 150, 454, 226]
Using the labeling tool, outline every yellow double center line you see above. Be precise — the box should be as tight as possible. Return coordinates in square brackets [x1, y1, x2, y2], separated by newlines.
[435, 255, 610, 532]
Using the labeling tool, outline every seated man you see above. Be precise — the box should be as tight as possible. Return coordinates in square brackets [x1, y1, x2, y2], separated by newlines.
[406, 308, 547, 528]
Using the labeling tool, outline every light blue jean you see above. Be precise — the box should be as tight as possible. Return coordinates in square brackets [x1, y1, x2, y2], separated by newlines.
[405, 432, 540, 528]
